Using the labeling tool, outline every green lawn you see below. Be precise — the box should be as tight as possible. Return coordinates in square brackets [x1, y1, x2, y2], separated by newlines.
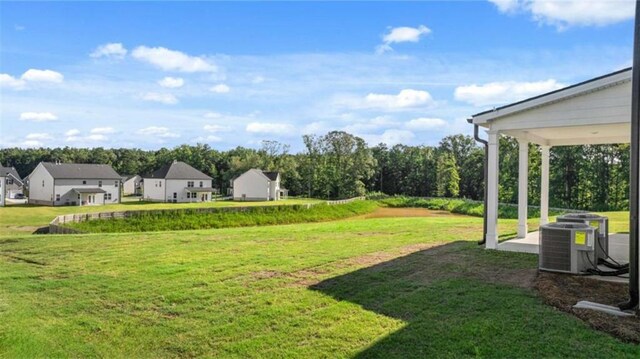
[0, 198, 322, 237]
[0, 209, 637, 358]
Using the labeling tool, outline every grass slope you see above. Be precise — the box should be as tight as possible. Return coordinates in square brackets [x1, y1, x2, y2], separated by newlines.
[0, 198, 322, 236]
[0, 213, 637, 358]
[66, 201, 378, 233]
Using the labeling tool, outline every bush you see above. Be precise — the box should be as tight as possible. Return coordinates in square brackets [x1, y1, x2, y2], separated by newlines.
[377, 196, 566, 219]
[66, 201, 379, 233]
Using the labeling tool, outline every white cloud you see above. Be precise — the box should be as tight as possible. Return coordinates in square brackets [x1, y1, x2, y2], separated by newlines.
[90, 127, 115, 134]
[454, 79, 564, 107]
[65, 129, 80, 137]
[21, 69, 64, 83]
[90, 43, 128, 59]
[136, 126, 180, 138]
[377, 25, 431, 54]
[141, 92, 178, 105]
[193, 135, 223, 143]
[489, 0, 635, 28]
[363, 129, 416, 146]
[0, 74, 25, 89]
[342, 116, 397, 133]
[19, 112, 58, 122]
[158, 76, 184, 88]
[210, 83, 230, 93]
[203, 124, 230, 132]
[86, 134, 108, 141]
[405, 117, 448, 131]
[246, 122, 294, 134]
[22, 140, 44, 148]
[204, 112, 222, 119]
[364, 89, 435, 109]
[25, 133, 52, 140]
[131, 46, 216, 72]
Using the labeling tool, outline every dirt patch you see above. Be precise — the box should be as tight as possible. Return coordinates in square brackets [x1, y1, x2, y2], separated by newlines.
[362, 207, 464, 219]
[535, 272, 640, 343]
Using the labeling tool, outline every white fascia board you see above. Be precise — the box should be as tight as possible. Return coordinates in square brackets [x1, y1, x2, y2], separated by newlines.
[471, 71, 631, 124]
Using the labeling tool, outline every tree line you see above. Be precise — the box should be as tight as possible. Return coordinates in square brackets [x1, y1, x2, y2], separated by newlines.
[0, 131, 630, 211]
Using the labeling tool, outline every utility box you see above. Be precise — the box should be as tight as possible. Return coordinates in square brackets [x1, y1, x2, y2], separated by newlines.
[539, 222, 598, 274]
[557, 213, 609, 261]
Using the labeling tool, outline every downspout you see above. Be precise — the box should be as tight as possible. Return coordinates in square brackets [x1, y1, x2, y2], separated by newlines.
[469, 119, 488, 245]
[620, 0, 640, 312]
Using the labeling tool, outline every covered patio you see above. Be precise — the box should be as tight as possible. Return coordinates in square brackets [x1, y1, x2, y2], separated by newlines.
[470, 68, 632, 254]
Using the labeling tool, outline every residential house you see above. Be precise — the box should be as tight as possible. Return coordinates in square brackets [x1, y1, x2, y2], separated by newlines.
[0, 165, 24, 199]
[142, 160, 213, 203]
[27, 162, 121, 206]
[232, 169, 286, 201]
[122, 175, 142, 196]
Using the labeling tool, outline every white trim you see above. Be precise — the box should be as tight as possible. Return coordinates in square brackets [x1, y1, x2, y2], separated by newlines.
[472, 70, 631, 124]
[517, 140, 528, 238]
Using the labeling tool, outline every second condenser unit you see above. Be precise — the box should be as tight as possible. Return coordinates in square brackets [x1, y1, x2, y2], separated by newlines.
[556, 213, 609, 261]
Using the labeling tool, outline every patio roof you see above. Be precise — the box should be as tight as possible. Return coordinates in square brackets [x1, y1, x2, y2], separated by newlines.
[184, 187, 215, 192]
[471, 68, 632, 146]
[72, 188, 106, 194]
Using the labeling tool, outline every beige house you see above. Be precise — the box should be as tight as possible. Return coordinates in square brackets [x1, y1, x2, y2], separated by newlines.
[232, 169, 286, 201]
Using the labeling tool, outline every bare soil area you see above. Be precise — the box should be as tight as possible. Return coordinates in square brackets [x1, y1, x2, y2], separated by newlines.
[363, 207, 465, 219]
[535, 271, 640, 343]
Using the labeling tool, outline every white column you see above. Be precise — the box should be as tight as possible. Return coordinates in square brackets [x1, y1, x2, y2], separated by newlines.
[540, 145, 550, 225]
[486, 131, 500, 249]
[517, 140, 529, 238]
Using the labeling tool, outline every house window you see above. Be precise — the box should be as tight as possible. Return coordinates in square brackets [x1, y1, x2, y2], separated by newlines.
[78, 194, 81, 200]
[98, 180, 102, 187]
[199, 181, 203, 187]
[159, 181, 162, 187]
[105, 193, 112, 200]
[187, 181, 194, 187]
[56, 194, 60, 201]
[7, 178, 13, 185]
[115, 181, 118, 187]
[83, 180, 86, 185]
[42, 180, 45, 187]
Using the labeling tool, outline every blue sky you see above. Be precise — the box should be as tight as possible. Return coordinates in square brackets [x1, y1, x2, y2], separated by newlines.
[1, 1, 635, 151]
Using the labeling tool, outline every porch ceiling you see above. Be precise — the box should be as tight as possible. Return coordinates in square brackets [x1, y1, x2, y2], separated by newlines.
[503, 123, 630, 146]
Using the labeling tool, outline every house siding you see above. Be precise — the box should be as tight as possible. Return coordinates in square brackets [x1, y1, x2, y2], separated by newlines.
[28, 163, 55, 205]
[233, 170, 280, 201]
[123, 175, 142, 195]
[143, 178, 166, 202]
[0, 176, 5, 206]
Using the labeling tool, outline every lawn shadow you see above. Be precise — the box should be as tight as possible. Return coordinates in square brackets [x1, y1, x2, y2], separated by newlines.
[309, 241, 636, 358]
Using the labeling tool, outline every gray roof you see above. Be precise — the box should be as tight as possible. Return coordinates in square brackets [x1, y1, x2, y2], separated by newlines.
[144, 161, 212, 180]
[0, 166, 21, 180]
[72, 188, 107, 194]
[41, 162, 121, 180]
[262, 171, 280, 181]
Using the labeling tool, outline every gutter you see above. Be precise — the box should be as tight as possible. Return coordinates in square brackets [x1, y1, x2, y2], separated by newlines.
[620, 0, 640, 312]
[468, 118, 488, 245]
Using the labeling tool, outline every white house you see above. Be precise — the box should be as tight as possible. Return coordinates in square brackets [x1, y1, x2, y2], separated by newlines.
[0, 165, 23, 200]
[0, 174, 4, 207]
[232, 169, 285, 201]
[142, 160, 213, 203]
[27, 162, 122, 206]
[122, 175, 142, 196]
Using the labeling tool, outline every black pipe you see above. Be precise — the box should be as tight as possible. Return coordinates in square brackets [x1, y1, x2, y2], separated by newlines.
[620, 0, 640, 312]
[470, 120, 488, 245]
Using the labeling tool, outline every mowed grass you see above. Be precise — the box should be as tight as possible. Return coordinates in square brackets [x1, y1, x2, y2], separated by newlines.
[0, 198, 323, 236]
[67, 201, 379, 233]
[1, 211, 638, 358]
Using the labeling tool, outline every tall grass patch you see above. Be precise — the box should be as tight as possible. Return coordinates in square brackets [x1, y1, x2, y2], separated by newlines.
[378, 196, 566, 219]
[65, 201, 378, 233]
